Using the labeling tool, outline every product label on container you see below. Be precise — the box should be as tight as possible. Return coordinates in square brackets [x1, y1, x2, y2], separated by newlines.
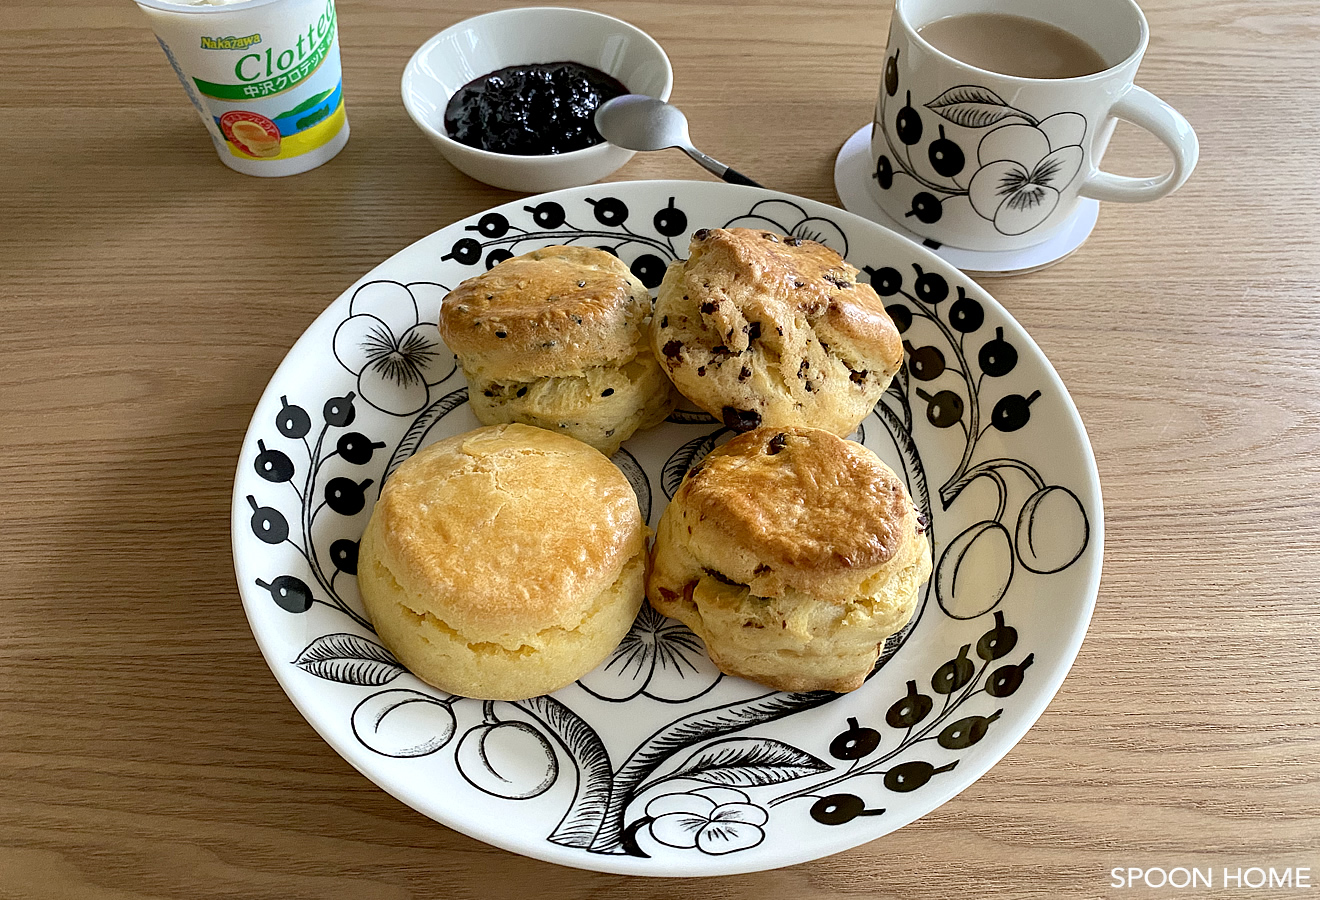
[147, 0, 345, 163]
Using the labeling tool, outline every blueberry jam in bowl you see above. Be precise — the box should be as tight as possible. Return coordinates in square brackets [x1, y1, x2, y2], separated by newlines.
[403, 8, 672, 193]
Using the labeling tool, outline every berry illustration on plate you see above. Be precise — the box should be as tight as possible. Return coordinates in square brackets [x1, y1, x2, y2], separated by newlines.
[336, 432, 385, 465]
[978, 327, 1018, 376]
[885, 303, 912, 333]
[810, 793, 884, 825]
[829, 717, 882, 760]
[906, 192, 943, 224]
[323, 392, 357, 428]
[1016, 486, 1089, 574]
[653, 197, 687, 236]
[905, 341, 946, 381]
[446, 238, 482, 266]
[948, 288, 984, 333]
[886, 679, 933, 728]
[276, 396, 311, 439]
[254, 440, 294, 483]
[885, 50, 900, 97]
[928, 126, 965, 178]
[912, 265, 949, 303]
[456, 714, 559, 799]
[587, 196, 628, 226]
[469, 212, 509, 238]
[896, 92, 922, 145]
[987, 653, 1035, 697]
[630, 254, 666, 289]
[883, 759, 957, 793]
[991, 390, 1041, 432]
[977, 611, 1018, 661]
[325, 477, 373, 516]
[931, 644, 975, 694]
[247, 495, 289, 544]
[863, 265, 902, 296]
[916, 387, 963, 427]
[330, 538, 359, 575]
[937, 710, 1002, 750]
[936, 521, 1013, 619]
[525, 201, 566, 229]
[352, 690, 457, 758]
[256, 574, 313, 613]
[486, 249, 513, 270]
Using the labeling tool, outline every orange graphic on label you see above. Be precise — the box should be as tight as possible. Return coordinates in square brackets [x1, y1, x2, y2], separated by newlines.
[221, 111, 281, 158]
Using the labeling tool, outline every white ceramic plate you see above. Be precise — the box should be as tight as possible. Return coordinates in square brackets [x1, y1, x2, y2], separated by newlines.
[232, 181, 1102, 876]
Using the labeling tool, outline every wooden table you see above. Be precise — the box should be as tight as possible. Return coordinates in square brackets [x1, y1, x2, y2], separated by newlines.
[3, 0, 1317, 896]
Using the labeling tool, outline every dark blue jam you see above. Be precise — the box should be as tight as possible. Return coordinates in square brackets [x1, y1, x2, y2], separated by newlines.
[444, 62, 628, 155]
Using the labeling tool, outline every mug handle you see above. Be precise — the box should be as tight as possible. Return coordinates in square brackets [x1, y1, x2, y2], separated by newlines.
[1078, 85, 1198, 203]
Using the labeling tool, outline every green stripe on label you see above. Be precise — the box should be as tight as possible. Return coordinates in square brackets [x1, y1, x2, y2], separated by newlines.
[193, 19, 334, 101]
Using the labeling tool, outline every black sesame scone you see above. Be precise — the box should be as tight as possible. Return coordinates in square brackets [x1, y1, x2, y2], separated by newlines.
[439, 246, 677, 456]
[650, 228, 904, 435]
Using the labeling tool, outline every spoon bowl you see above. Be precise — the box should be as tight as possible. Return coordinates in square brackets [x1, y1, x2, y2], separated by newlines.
[595, 94, 763, 187]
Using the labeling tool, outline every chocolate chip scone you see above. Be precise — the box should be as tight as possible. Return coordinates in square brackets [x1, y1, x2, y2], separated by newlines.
[650, 227, 903, 435]
[440, 245, 677, 456]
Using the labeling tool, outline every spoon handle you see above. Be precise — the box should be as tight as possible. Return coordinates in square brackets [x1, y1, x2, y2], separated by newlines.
[720, 166, 762, 188]
[681, 146, 764, 189]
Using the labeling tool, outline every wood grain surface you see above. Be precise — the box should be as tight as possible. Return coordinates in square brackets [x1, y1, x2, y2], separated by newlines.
[2, 0, 1317, 897]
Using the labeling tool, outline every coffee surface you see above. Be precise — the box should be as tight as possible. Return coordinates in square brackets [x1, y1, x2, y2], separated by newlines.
[917, 13, 1109, 79]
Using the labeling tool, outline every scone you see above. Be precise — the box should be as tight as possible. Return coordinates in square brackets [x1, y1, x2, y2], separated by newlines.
[650, 228, 903, 435]
[648, 426, 932, 693]
[439, 245, 677, 455]
[357, 423, 646, 700]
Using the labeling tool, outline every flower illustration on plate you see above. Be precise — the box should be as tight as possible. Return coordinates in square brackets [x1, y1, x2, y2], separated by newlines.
[724, 198, 850, 257]
[332, 281, 456, 416]
[967, 112, 1086, 235]
[644, 787, 768, 855]
[577, 601, 722, 703]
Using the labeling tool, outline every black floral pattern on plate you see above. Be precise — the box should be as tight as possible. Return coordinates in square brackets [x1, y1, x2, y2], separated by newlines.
[238, 187, 1093, 867]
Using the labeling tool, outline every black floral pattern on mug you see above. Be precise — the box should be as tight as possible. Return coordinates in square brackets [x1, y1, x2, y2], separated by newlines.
[968, 114, 1086, 234]
[874, 79, 1089, 237]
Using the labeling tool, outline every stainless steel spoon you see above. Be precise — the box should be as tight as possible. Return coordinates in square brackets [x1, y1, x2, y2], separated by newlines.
[595, 95, 764, 188]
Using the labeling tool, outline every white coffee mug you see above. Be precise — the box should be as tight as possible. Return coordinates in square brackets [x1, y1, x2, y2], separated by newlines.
[870, 0, 1197, 251]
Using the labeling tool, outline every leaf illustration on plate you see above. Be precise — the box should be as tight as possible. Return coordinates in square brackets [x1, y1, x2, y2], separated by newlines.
[293, 633, 405, 685]
[661, 429, 726, 500]
[664, 738, 831, 788]
[513, 695, 615, 850]
[925, 86, 1038, 128]
[612, 447, 652, 523]
[666, 408, 720, 425]
[382, 386, 470, 485]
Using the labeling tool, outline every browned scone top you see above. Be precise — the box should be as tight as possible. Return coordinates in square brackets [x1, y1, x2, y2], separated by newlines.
[651, 228, 904, 437]
[676, 426, 915, 597]
[439, 245, 651, 380]
[679, 228, 902, 355]
[366, 423, 644, 641]
[647, 425, 932, 692]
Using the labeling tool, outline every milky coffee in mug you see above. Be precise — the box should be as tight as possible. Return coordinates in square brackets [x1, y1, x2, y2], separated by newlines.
[870, 0, 1198, 252]
[917, 14, 1108, 80]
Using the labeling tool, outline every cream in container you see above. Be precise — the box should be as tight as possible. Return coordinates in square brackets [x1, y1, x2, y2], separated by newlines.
[136, 0, 349, 176]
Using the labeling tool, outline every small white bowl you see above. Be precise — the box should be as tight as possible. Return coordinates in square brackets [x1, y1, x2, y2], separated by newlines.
[402, 7, 673, 193]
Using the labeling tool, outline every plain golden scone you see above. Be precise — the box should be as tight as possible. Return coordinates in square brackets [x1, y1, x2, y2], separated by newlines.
[357, 423, 646, 700]
[650, 227, 903, 436]
[648, 426, 932, 693]
[439, 245, 677, 455]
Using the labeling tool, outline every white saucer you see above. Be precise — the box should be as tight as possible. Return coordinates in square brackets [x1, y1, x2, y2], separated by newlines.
[833, 125, 1100, 277]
